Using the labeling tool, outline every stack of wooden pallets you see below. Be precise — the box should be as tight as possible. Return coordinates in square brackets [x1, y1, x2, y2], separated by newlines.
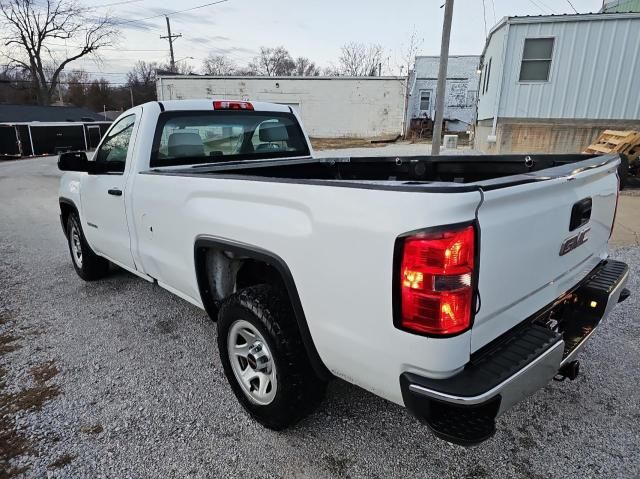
[584, 130, 640, 165]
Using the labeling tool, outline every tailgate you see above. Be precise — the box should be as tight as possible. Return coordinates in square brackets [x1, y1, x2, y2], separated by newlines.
[471, 157, 619, 352]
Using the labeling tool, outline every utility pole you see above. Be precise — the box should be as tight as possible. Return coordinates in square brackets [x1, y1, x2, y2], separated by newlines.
[129, 86, 134, 108]
[160, 15, 182, 73]
[432, 0, 454, 156]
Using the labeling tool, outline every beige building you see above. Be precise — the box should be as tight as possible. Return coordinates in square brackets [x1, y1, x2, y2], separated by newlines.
[156, 75, 406, 139]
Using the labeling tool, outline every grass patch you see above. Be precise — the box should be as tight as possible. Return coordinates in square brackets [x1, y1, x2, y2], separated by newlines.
[2, 384, 60, 414]
[0, 360, 60, 475]
[79, 423, 103, 435]
[0, 414, 31, 477]
[0, 333, 20, 355]
[0, 310, 13, 325]
[31, 362, 58, 385]
[48, 453, 77, 470]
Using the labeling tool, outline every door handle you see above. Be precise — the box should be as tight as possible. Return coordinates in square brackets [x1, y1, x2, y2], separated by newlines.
[107, 188, 123, 196]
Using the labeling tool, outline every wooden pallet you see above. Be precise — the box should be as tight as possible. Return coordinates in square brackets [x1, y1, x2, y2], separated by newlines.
[584, 129, 640, 164]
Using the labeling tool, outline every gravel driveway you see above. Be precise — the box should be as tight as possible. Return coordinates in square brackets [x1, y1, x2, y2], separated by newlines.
[1, 156, 639, 478]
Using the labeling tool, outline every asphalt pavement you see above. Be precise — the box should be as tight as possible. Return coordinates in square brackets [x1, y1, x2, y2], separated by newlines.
[0, 156, 639, 478]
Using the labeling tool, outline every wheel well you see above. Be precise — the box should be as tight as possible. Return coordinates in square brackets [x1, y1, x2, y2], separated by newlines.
[236, 260, 285, 292]
[194, 239, 331, 380]
[59, 200, 77, 236]
[194, 246, 288, 313]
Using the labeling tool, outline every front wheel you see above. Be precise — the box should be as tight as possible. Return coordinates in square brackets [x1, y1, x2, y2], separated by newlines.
[66, 213, 110, 281]
[217, 284, 326, 430]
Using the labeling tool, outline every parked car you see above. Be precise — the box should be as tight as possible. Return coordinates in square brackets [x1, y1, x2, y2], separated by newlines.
[58, 100, 630, 445]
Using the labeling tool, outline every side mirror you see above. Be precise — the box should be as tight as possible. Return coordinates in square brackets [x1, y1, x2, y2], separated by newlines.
[58, 151, 89, 172]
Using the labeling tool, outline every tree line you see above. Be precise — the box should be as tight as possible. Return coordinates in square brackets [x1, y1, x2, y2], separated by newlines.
[0, 0, 390, 111]
[0, 40, 387, 112]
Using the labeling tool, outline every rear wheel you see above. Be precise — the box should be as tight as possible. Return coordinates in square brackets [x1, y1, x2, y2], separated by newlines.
[66, 213, 109, 281]
[217, 284, 326, 429]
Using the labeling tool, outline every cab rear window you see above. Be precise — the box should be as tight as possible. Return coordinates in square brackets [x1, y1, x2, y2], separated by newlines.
[150, 110, 310, 167]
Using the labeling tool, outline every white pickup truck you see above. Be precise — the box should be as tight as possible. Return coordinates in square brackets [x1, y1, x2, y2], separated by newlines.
[58, 100, 630, 445]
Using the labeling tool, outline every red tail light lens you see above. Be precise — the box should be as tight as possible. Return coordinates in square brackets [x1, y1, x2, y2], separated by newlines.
[397, 225, 475, 335]
[213, 101, 254, 110]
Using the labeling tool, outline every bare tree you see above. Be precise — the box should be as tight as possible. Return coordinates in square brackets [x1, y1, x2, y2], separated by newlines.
[126, 61, 159, 105]
[127, 61, 159, 87]
[400, 28, 423, 77]
[171, 59, 194, 75]
[62, 68, 89, 106]
[249, 47, 295, 76]
[0, 0, 118, 105]
[0, 63, 35, 103]
[338, 42, 384, 76]
[292, 57, 320, 76]
[322, 65, 341, 77]
[85, 77, 114, 112]
[233, 65, 256, 76]
[202, 54, 236, 76]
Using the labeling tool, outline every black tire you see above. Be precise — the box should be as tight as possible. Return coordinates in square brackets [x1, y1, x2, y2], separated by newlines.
[217, 284, 326, 430]
[66, 212, 110, 281]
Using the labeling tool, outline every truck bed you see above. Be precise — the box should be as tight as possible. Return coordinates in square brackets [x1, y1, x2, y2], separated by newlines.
[147, 153, 617, 192]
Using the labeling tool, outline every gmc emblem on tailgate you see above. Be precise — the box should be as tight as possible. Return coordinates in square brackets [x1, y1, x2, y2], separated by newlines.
[559, 228, 590, 256]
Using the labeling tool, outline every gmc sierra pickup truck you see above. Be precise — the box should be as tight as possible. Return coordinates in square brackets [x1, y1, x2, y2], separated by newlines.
[58, 100, 631, 445]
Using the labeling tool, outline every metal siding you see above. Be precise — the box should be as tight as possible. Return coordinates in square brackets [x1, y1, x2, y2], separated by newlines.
[477, 26, 506, 120]
[499, 17, 640, 120]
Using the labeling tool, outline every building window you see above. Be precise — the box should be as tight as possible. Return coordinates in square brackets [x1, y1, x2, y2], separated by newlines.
[519, 38, 554, 81]
[466, 90, 478, 107]
[419, 90, 432, 111]
[483, 58, 492, 94]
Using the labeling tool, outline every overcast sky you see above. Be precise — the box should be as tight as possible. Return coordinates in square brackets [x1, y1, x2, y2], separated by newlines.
[64, 0, 604, 82]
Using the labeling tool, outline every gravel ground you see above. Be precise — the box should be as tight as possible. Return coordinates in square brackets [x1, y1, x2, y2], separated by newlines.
[0, 156, 639, 478]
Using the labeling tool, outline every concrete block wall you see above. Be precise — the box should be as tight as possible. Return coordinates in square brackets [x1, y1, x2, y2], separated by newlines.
[475, 118, 640, 154]
[157, 76, 405, 138]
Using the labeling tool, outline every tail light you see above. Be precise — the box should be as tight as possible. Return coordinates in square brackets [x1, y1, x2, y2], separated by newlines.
[395, 224, 476, 336]
[213, 100, 254, 110]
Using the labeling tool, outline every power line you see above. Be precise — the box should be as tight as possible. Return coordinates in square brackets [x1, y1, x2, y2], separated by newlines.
[481, 0, 488, 37]
[527, 0, 549, 14]
[111, 0, 230, 27]
[536, 0, 558, 13]
[566, 0, 579, 13]
[94, 0, 144, 8]
[45, 43, 166, 52]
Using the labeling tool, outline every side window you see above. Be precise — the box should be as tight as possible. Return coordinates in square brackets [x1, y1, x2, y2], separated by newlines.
[94, 114, 136, 173]
[419, 90, 432, 112]
[483, 58, 492, 94]
[519, 38, 554, 82]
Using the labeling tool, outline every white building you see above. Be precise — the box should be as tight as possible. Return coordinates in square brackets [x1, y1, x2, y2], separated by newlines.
[156, 76, 406, 139]
[476, 12, 640, 153]
[406, 55, 481, 133]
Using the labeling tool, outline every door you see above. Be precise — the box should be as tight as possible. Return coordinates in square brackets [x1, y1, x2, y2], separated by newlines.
[81, 114, 138, 270]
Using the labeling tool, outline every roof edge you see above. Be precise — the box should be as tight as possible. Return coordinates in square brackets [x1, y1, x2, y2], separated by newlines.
[156, 75, 406, 80]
